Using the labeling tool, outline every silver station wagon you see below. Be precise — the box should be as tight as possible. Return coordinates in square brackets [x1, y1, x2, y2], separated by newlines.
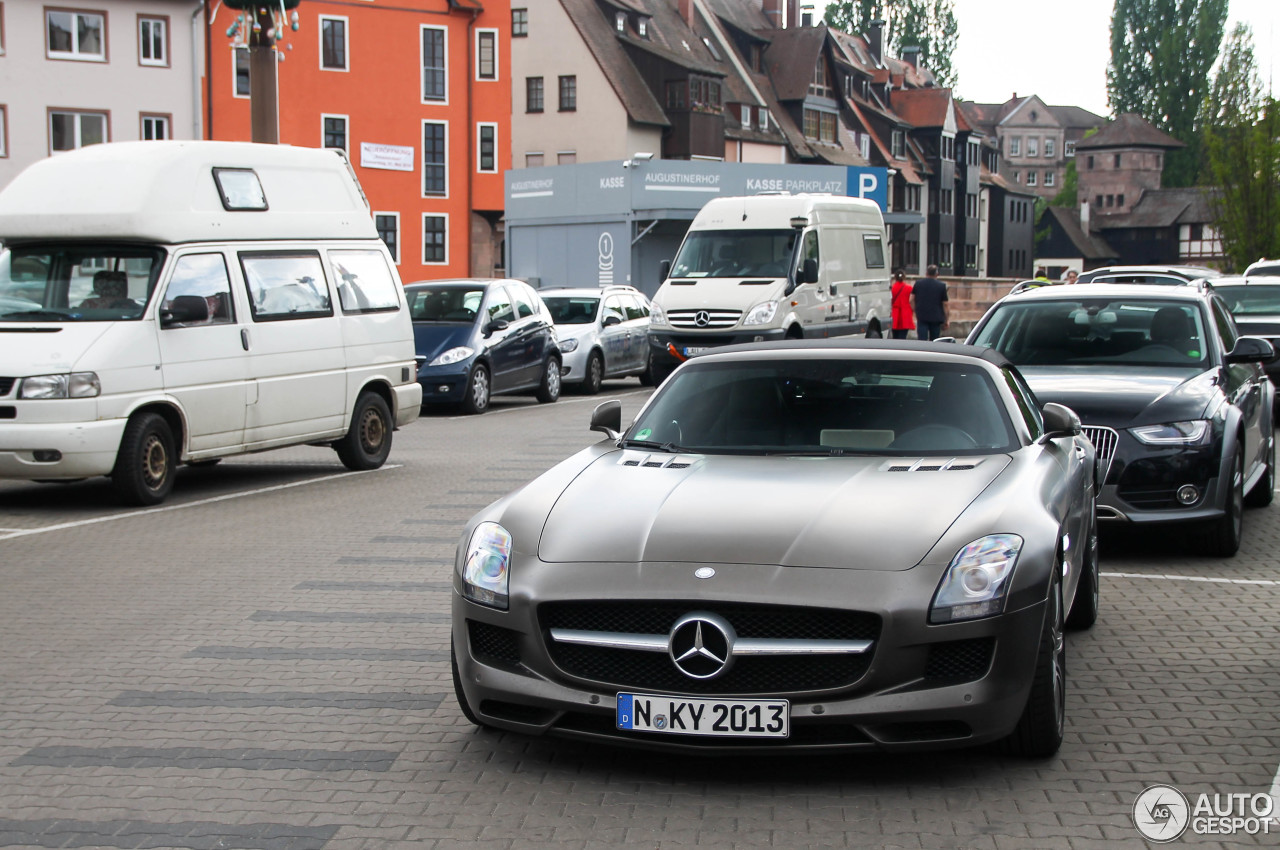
[451, 340, 1098, 756]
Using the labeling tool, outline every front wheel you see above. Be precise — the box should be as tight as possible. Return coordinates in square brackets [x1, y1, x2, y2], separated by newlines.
[535, 356, 562, 403]
[461, 364, 491, 415]
[1245, 431, 1275, 508]
[334, 391, 393, 471]
[112, 412, 177, 506]
[1198, 448, 1244, 556]
[1003, 570, 1065, 757]
[1066, 509, 1099, 630]
[581, 351, 604, 395]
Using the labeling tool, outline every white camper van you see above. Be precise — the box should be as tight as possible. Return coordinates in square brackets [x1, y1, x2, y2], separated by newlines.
[648, 194, 890, 379]
[0, 141, 422, 505]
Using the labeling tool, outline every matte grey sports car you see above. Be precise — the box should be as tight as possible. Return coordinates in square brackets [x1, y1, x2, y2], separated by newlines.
[451, 340, 1098, 756]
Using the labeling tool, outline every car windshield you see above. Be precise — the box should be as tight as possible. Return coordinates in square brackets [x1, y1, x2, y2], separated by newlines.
[1216, 285, 1280, 316]
[0, 245, 163, 322]
[624, 358, 1017, 456]
[971, 299, 1212, 369]
[670, 230, 798, 278]
[543, 296, 599, 325]
[406, 285, 485, 322]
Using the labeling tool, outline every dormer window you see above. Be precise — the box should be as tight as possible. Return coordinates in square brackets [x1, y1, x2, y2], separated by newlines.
[638, 17, 648, 37]
[615, 12, 626, 32]
[809, 59, 832, 98]
[758, 109, 769, 131]
[861, 79, 870, 99]
[702, 36, 721, 60]
[741, 104, 753, 127]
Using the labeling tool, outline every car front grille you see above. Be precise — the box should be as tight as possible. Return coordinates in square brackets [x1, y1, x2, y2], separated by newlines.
[667, 309, 742, 330]
[924, 637, 996, 683]
[1082, 425, 1119, 483]
[539, 601, 880, 696]
[468, 620, 522, 669]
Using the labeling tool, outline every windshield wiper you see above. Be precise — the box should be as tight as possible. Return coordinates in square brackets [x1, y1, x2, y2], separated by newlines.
[764, 448, 878, 457]
[620, 439, 686, 453]
[0, 310, 74, 321]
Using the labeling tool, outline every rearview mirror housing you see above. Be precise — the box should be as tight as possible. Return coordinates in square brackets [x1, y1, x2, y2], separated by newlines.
[590, 399, 623, 441]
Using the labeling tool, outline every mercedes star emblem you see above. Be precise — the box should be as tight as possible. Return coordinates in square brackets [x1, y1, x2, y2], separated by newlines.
[668, 611, 735, 679]
[694, 310, 711, 327]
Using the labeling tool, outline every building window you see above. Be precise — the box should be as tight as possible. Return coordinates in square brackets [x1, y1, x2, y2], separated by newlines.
[476, 29, 497, 80]
[320, 17, 347, 70]
[1118, 193, 1125, 207]
[140, 113, 169, 140]
[1027, 137, 1038, 157]
[966, 192, 977, 218]
[375, 213, 399, 263]
[1105, 194, 1114, 207]
[891, 130, 904, 159]
[1114, 153, 1121, 168]
[1045, 170, 1055, 187]
[423, 214, 447, 264]
[423, 121, 446, 197]
[1095, 194, 1103, 208]
[526, 76, 544, 112]
[525, 152, 543, 167]
[967, 140, 979, 165]
[940, 135, 955, 160]
[1026, 171, 1037, 186]
[138, 16, 167, 66]
[638, 17, 648, 37]
[1064, 140, 1076, 157]
[478, 123, 497, 173]
[49, 109, 107, 152]
[1044, 137, 1055, 157]
[941, 188, 953, 213]
[615, 11, 625, 31]
[938, 243, 952, 265]
[758, 108, 768, 131]
[47, 9, 105, 60]
[421, 26, 446, 102]
[666, 81, 686, 110]
[512, 8, 527, 36]
[740, 104, 752, 127]
[558, 75, 576, 111]
[233, 46, 249, 97]
[907, 184, 921, 211]
[965, 244, 976, 268]
[557, 151, 576, 165]
[323, 114, 347, 151]
[1008, 136, 1020, 156]
[809, 58, 831, 97]
[1012, 170, 1020, 183]
[802, 109, 836, 143]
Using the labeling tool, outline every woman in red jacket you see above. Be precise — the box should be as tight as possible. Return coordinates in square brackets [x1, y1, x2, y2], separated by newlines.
[890, 269, 914, 339]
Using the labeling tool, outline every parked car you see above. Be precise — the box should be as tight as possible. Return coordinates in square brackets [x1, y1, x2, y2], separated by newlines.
[1075, 265, 1220, 285]
[408, 278, 561, 414]
[967, 281, 1275, 556]
[452, 339, 1099, 756]
[540, 285, 655, 393]
[1211, 276, 1280, 400]
[1244, 259, 1280, 277]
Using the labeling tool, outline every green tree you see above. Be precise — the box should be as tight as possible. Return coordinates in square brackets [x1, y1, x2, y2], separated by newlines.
[824, 0, 958, 88]
[1202, 25, 1280, 271]
[1107, 0, 1227, 187]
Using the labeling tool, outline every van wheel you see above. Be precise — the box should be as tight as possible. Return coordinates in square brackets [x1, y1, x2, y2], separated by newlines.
[112, 412, 177, 506]
[582, 351, 604, 395]
[785, 326, 803, 340]
[461, 364, 491, 415]
[866, 318, 883, 339]
[535, 356, 562, 403]
[335, 392, 393, 470]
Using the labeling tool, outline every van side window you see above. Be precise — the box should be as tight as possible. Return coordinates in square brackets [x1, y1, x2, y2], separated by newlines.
[486, 287, 516, 323]
[511, 285, 537, 319]
[240, 253, 333, 320]
[162, 254, 234, 326]
[862, 234, 886, 269]
[329, 249, 402, 314]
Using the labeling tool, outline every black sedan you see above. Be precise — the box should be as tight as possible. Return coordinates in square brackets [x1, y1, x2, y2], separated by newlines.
[968, 281, 1275, 556]
[1212, 276, 1280, 394]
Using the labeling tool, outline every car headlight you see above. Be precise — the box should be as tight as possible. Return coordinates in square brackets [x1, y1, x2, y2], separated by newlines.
[929, 534, 1022, 624]
[19, 372, 101, 399]
[1129, 420, 1210, 445]
[559, 338, 579, 353]
[429, 346, 475, 367]
[461, 521, 512, 609]
[649, 304, 667, 326]
[743, 300, 779, 326]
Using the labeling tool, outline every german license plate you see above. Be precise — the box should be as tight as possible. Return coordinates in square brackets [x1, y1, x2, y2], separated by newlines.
[683, 346, 709, 356]
[616, 693, 789, 738]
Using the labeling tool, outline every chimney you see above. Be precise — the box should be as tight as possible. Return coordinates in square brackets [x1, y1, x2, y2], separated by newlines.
[901, 45, 921, 68]
[868, 19, 884, 63]
[800, 3, 814, 26]
[785, 0, 798, 28]
[762, 0, 782, 28]
[678, 0, 693, 26]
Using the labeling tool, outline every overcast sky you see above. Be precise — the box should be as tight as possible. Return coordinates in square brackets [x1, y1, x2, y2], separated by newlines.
[822, 0, 1279, 117]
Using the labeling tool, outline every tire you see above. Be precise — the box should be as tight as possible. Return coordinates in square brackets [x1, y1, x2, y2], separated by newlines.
[1245, 431, 1275, 508]
[334, 391, 393, 471]
[637, 346, 656, 387]
[1003, 569, 1066, 758]
[866, 318, 883, 339]
[112, 412, 177, 506]
[581, 351, 604, 395]
[535, 356, 562, 403]
[461, 363, 491, 415]
[785, 325, 804, 340]
[451, 638, 485, 728]
[1198, 447, 1244, 557]
[1066, 509, 1099, 630]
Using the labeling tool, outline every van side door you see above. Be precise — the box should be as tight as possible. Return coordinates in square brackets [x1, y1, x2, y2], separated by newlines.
[157, 251, 248, 454]
[793, 229, 822, 330]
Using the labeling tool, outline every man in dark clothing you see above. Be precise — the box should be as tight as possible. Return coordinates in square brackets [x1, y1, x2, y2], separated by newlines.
[911, 264, 949, 341]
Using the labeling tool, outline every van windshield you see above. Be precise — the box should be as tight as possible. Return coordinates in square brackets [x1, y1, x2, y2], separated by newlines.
[670, 230, 797, 279]
[0, 245, 165, 322]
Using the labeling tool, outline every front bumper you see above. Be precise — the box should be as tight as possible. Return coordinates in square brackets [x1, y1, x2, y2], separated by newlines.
[417, 363, 471, 406]
[557, 344, 590, 384]
[1095, 434, 1225, 523]
[0, 404, 126, 480]
[452, 559, 1048, 753]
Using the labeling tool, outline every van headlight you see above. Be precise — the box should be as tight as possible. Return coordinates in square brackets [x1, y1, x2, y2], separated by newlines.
[743, 300, 779, 326]
[649, 304, 667, 326]
[929, 534, 1022, 623]
[429, 347, 474, 367]
[19, 372, 101, 399]
[461, 522, 512, 609]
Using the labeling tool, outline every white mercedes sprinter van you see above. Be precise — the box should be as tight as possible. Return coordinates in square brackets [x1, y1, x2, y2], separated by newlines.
[0, 141, 422, 505]
[648, 194, 890, 380]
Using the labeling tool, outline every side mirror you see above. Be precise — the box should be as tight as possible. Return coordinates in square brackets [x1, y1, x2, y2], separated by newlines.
[801, 258, 819, 284]
[1226, 336, 1276, 364]
[590, 399, 622, 441]
[1040, 402, 1082, 440]
[483, 318, 509, 337]
[659, 259, 672, 282]
[160, 294, 209, 327]
[603, 314, 622, 327]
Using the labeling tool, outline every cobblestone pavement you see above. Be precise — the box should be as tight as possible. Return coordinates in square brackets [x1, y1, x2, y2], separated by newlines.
[1, 383, 1278, 849]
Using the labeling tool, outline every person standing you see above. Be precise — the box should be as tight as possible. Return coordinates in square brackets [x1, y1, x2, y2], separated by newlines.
[890, 269, 914, 339]
[911, 264, 949, 341]
[1064, 270, 1079, 284]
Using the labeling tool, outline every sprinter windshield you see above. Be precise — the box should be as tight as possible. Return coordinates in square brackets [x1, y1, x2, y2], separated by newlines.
[0, 245, 164, 322]
[670, 230, 798, 279]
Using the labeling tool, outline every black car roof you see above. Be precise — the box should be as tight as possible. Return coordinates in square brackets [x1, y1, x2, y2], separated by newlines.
[696, 338, 1016, 370]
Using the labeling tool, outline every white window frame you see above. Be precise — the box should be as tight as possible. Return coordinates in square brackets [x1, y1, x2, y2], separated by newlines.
[1064, 140, 1076, 158]
[422, 213, 448, 266]
[1045, 170, 1056, 187]
[421, 119, 448, 198]
[232, 46, 250, 99]
[758, 108, 768, 132]
[0, 105, 8, 157]
[374, 211, 400, 264]
[741, 104, 752, 127]
[1008, 136, 1020, 157]
[1027, 137, 1038, 157]
[49, 108, 108, 153]
[420, 24, 448, 104]
[137, 15, 167, 67]
[321, 113, 349, 152]
[46, 8, 106, 62]
[318, 15, 349, 72]
[475, 28, 498, 81]
[1044, 137, 1055, 157]
[477, 122, 497, 173]
[1026, 170, 1037, 186]
[140, 113, 170, 140]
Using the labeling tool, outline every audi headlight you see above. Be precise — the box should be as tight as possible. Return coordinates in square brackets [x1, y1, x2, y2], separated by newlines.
[559, 337, 580, 353]
[461, 522, 512, 609]
[743, 300, 779, 326]
[649, 304, 667, 326]
[429, 346, 475, 367]
[1129, 420, 1210, 445]
[19, 372, 101, 399]
[929, 534, 1022, 624]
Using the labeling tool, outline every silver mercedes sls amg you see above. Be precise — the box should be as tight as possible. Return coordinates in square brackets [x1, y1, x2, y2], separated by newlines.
[451, 340, 1098, 756]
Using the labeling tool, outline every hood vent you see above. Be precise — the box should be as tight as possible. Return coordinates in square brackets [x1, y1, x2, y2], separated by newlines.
[616, 451, 700, 470]
[883, 458, 985, 473]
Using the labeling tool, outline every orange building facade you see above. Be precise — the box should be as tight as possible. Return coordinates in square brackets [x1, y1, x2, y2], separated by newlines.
[203, 0, 510, 279]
